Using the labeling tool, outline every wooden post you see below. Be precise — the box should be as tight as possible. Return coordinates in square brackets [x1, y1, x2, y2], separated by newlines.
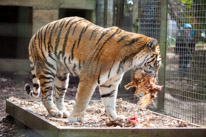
[103, 0, 108, 27]
[116, 0, 124, 28]
[157, 0, 168, 111]
[106, 0, 113, 27]
[132, 0, 138, 32]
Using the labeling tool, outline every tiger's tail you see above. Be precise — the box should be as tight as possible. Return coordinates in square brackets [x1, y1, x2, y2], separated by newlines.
[24, 40, 41, 98]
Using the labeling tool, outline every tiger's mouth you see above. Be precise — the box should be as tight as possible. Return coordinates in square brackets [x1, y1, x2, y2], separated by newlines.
[143, 70, 156, 77]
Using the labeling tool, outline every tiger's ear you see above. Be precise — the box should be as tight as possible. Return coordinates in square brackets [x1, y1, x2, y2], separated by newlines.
[147, 39, 158, 51]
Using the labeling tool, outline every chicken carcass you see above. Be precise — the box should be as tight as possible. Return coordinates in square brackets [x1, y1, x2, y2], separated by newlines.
[125, 69, 162, 109]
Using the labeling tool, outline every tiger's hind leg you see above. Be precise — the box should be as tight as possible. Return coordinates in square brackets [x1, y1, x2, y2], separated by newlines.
[99, 74, 125, 121]
[69, 77, 97, 122]
[38, 67, 64, 118]
[53, 62, 69, 118]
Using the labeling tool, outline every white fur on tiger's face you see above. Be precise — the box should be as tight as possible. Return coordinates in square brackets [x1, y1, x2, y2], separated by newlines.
[24, 16, 161, 122]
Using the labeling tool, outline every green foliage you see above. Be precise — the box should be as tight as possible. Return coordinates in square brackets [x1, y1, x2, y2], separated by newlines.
[181, 0, 193, 4]
[181, 0, 193, 8]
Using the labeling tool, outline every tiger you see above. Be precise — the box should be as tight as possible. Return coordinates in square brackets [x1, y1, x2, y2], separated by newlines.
[24, 16, 161, 122]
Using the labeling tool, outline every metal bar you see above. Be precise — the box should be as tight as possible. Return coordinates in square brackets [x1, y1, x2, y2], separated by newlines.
[157, 0, 168, 111]
[103, 0, 108, 27]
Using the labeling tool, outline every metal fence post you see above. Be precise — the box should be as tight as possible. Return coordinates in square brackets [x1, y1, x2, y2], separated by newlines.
[157, 0, 167, 111]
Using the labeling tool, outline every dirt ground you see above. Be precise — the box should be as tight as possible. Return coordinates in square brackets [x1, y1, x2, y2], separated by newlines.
[0, 73, 100, 137]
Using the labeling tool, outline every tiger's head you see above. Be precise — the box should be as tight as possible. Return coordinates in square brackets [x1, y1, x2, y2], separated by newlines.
[133, 38, 161, 78]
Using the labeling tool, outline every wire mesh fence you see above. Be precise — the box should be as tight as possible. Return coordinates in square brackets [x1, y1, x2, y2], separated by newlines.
[138, 0, 161, 42]
[165, 0, 206, 126]
[137, 0, 206, 126]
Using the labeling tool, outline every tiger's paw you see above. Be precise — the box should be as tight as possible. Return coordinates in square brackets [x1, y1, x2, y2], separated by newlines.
[69, 114, 84, 122]
[115, 115, 125, 122]
[108, 112, 125, 122]
[49, 109, 63, 118]
[62, 111, 70, 118]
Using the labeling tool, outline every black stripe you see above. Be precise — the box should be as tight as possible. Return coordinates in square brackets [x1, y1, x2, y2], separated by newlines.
[45, 61, 56, 71]
[55, 90, 65, 96]
[146, 57, 155, 65]
[73, 64, 77, 76]
[33, 83, 39, 90]
[117, 35, 128, 43]
[94, 29, 120, 73]
[25, 84, 31, 94]
[68, 56, 71, 64]
[117, 53, 136, 74]
[95, 28, 111, 46]
[32, 74, 36, 79]
[41, 90, 48, 94]
[39, 75, 54, 81]
[108, 60, 115, 79]
[45, 86, 53, 91]
[62, 19, 84, 56]
[47, 23, 52, 32]
[64, 57, 72, 74]
[97, 67, 102, 84]
[122, 37, 142, 47]
[32, 92, 39, 96]
[55, 20, 65, 55]
[100, 84, 113, 88]
[55, 85, 66, 92]
[138, 55, 150, 67]
[96, 29, 120, 59]
[77, 26, 86, 48]
[72, 21, 82, 35]
[43, 70, 55, 78]
[56, 75, 67, 81]
[38, 29, 46, 60]
[101, 90, 115, 98]
[43, 24, 50, 50]
[49, 54, 57, 62]
[71, 40, 76, 60]
[117, 45, 146, 73]
[77, 23, 91, 48]
[86, 28, 113, 68]
[41, 81, 53, 87]
[48, 22, 58, 54]
[65, 17, 76, 27]
[57, 51, 63, 59]
[78, 61, 81, 70]
[90, 28, 98, 40]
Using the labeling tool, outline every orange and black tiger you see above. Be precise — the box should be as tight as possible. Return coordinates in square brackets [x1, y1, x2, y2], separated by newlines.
[24, 16, 161, 122]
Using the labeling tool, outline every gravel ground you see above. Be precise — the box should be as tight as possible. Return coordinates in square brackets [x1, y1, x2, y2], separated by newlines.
[8, 97, 196, 128]
[0, 73, 100, 137]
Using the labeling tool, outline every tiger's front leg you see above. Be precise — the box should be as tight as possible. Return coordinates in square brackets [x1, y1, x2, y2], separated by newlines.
[69, 77, 97, 122]
[99, 75, 124, 121]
